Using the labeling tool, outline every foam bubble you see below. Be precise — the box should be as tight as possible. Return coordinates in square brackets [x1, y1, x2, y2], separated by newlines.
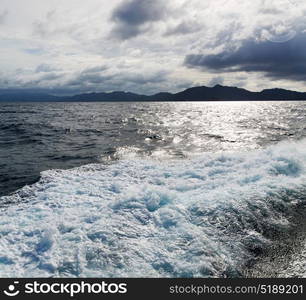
[0, 139, 306, 277]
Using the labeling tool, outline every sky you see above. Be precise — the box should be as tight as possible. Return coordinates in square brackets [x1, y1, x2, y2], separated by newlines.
[0, 0, 306, 95]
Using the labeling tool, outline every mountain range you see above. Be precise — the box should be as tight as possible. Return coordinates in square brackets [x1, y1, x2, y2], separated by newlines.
[1, 85, 306, 102]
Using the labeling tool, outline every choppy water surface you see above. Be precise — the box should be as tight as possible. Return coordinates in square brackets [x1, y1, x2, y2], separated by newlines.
[0, 101, 305, 277]
[1, 101, 305, 196]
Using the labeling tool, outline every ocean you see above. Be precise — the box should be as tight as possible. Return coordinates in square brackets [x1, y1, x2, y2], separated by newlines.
[0, 101, 305, 277]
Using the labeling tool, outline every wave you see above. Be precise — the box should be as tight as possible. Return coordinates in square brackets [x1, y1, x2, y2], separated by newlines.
[0, 139, 306, 277]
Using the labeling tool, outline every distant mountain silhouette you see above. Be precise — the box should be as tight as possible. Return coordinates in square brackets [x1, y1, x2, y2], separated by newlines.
[0, 90, 59, 102]
[67, 91, 146, 102]
[1, 85, 306, 102]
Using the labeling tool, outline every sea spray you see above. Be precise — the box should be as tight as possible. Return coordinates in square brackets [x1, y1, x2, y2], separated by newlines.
[0, 139, 306, 277]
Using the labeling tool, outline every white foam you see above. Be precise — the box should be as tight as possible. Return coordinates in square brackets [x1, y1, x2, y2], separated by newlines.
[0, 139, 306, 277]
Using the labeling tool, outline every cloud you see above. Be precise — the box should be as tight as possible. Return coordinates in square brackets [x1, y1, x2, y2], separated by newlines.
[66, 69, 190, 95]
[6, 63, 176, 95]
[35, 64, 57, 73]
[185, 32, 306, 81]
[2, 0, 306, 94]
[0, 10, 8, 24]
[208, 76, 224, 87]
[23, 48, 45, 55]
[81, 65, 108, 74]
[110, 0, 168, 40]
[66, 65, 111, 86]
[26, 73, 63, 86]
[67, 68, 170, 91]
[164, 21, 202, 36]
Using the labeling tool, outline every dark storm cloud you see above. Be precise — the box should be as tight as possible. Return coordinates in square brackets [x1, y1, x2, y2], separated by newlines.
[185, 33, 306, 81]
[110, 0, 167, 39]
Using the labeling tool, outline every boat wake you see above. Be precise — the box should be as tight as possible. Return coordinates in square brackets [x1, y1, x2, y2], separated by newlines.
[0, 139, 306, 277]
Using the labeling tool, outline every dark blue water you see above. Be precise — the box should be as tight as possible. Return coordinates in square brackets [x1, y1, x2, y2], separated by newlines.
[0, 101, 306, 277]
[1, 101, 305, 196]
